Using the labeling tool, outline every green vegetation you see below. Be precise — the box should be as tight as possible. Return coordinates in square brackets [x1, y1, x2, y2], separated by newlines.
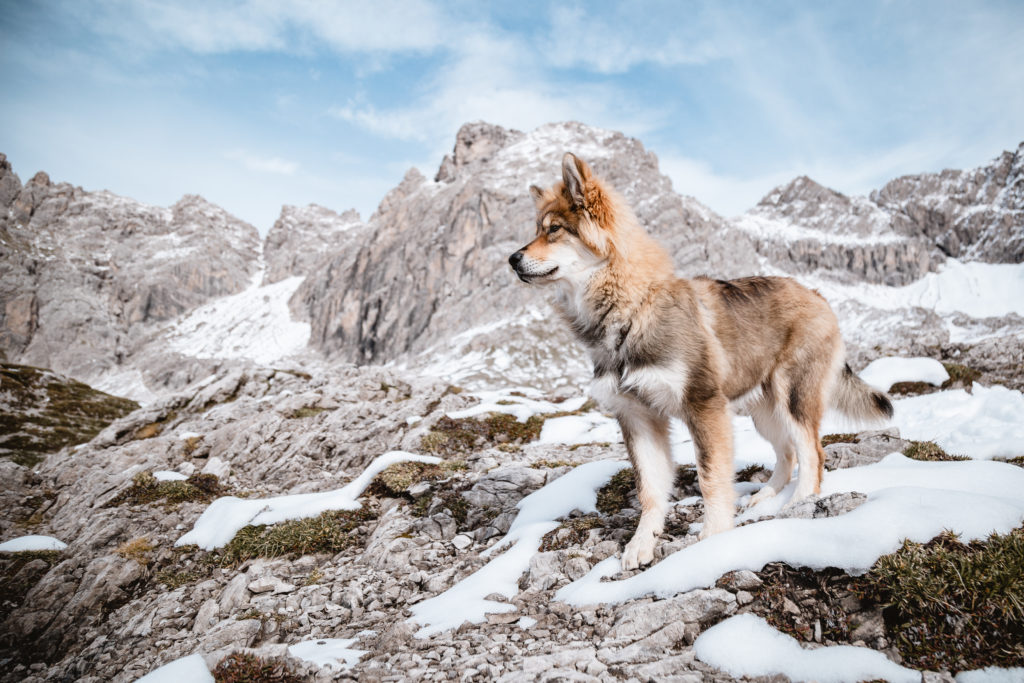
[529, 459, 578, 469]
[106, 471, 225, 508]
[997, 455, 1024, 468]
[736, 464, 766, 482]
[857, 528, 1024, 671]
[421, 413, 546, 455]
[0, 363, 139, 467]
[941, 362, 982, 388]
[285, 406, 330, 419]
[888, 381, 936, 396]
[367, 460, 465, 498]
[596, 468, 636, 515]
[218, 507, 376, 565]
[213, 652, 302, 683]
[540, 516, 604, 552]
[821, 433, 860, 447]
[115, 537, 155, 566]
[902, 440, 968, 462]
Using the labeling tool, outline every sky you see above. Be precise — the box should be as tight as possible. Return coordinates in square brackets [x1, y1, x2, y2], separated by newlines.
[1, 0, 1023, 234]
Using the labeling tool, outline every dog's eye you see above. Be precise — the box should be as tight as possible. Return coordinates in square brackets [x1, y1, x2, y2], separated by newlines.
[548, 224, 562, 235]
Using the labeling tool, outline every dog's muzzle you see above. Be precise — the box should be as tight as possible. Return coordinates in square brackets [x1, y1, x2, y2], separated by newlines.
[508, 250, 524, 271]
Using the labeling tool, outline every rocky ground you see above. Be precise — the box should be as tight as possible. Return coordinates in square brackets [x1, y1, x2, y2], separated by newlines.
[2, 360, 1019, 682]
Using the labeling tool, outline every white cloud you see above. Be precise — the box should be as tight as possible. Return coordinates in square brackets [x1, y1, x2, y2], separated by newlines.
[329, 27, 666, 156]
[543, 3, 723, 73]
[225, 149, 299, 175]
[72, 0, 447, 55]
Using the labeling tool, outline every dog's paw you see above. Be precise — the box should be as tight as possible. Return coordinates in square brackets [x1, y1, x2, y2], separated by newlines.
[621, 534, 656, 571]
[747, 485, 778, 508]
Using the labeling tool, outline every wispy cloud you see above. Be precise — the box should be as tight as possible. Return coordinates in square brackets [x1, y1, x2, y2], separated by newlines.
[225, 149, 299, 175]
[68, 0, 448, 55]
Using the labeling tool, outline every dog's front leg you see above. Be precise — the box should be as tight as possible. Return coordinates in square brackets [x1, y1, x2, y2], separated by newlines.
[685, 395, 736, 539]
[617, 409, 674, 570]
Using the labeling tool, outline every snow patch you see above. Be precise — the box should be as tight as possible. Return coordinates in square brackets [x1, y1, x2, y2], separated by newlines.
[134, 653, 213, 683]
[165, 275, 310, 364]
[557, 456, 1024, 606]
[408, 460, 628, 637]
[153, 471, 188, 482]
[694, 613, 918, 683]
[859, 356, 949, 391]
[957, 666, 1024, 683]
[288, 638, 366, 670]
[176, 451, 441, 550]
[0, 535, 68, 552]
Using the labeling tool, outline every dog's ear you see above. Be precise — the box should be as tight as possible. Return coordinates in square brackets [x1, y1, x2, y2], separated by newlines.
[529, 184, 545, 206]
[562, 152, 590, 209]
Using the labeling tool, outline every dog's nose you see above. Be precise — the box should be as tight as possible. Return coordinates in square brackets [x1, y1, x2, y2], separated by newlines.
[509, 251, 524, 270]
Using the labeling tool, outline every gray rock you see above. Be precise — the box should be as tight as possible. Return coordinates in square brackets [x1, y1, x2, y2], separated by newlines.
[776, 491, 868, 520]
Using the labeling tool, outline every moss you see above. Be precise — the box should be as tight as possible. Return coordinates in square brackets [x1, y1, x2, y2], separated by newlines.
[540, 516, 604, 552]
[822, 433, 860, 447]
[529, 460, 578, 469]
[116, 537, 155, 566]
[182, 435, 203, 456]
[942, 362, 982, 388]
[286, 406, 330, 419]
[902, 440, 968, 462]
[543, 399, 599, 419]
[568, 442, 610, 451]
[132, 409, 179, 441]
[420, 413, 545, 455]
[213, 652, 302, 683]
[218, 506, 377, 565]
[0, 363, 138, 467]
[366, 460, 464, 498]
[889, 381, 938, 396]
[436, 491, 469, 525]
[746, 563, 860, 644]
[596, 468, 636, 515]
[856, 528, 1024, 671]
[736, 464, 766, 482]
[106, 471, 225, 508]
[996, 455, 1024, 468]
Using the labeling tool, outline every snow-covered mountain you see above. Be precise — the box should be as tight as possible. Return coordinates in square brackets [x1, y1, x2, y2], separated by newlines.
[2, 127, 1024, 682]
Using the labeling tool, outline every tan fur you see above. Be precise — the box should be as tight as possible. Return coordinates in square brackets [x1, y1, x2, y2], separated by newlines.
[509, 153, 893, 570]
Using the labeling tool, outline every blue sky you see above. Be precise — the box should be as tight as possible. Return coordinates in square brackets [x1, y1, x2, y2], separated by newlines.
[2, 1, 1023, 234]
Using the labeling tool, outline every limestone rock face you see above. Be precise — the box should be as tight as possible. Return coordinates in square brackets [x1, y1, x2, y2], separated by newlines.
[297, 121, 761, 365]
[0, 160, 260, 381]
[739, 143, 1024, 284]
[262, 204, 364, 285]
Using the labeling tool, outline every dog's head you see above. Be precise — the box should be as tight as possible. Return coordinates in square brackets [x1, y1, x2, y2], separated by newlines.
[508, 153, 619, 286]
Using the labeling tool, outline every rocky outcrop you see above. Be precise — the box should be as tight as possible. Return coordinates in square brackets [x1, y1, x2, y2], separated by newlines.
[262, 204, 364, 285]
[297, 121, 761, 364]
[740, 143, 1024, 284]
[0, 158, 260, 383]
[873, 142, 1024, 263]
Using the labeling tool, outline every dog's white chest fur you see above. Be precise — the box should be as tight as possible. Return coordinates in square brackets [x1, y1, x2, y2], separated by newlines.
[590, 363, 687, 416]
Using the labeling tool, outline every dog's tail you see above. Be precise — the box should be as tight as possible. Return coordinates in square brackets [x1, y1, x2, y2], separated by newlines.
[829, 362, 894, 423]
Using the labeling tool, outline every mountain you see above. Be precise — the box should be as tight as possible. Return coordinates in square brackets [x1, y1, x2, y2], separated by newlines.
[1, 128, 1024, 682]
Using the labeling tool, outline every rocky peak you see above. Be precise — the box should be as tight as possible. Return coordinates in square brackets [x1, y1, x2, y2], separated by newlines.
[263, 203, 365, 285]
[436, 122, 523, 182]
[0, 153, 22, 208]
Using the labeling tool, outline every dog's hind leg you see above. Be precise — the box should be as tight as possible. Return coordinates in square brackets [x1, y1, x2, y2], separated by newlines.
[685, 395, 736, 540]
[781, 365, 829, 504]
[618, 408, 674, 571]
[747, 397, 796, 507]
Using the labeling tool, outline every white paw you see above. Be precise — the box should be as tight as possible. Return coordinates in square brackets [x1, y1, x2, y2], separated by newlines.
[748, 485, 778, 508]
[621, 534, 656, 571]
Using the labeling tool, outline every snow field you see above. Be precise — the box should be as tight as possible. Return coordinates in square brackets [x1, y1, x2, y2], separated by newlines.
[165, 275, 310, 365]
[859, 356, 948, 391]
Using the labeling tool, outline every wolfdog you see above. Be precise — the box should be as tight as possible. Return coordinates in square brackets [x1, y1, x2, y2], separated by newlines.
[508, 153, 893, 570]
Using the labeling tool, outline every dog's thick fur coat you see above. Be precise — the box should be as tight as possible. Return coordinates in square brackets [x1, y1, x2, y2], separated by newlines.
[509, 153, 893, 570]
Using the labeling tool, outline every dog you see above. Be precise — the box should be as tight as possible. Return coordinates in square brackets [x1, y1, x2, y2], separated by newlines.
[508, 153, 893, 570]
